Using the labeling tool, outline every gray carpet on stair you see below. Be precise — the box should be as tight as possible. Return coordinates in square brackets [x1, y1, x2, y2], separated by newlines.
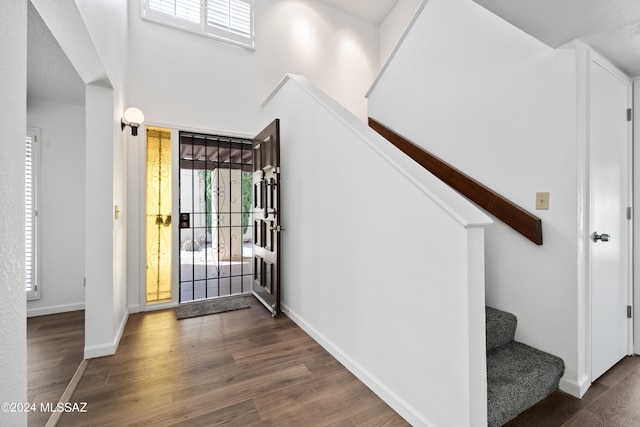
[486, 307, 517, 352]
[176, 295, 250, 320]
[487, 341, 565, 427]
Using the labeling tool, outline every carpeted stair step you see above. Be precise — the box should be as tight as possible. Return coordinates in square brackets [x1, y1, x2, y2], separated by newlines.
[486, 307, 517, 352]
[485, 308, 565, 427]
[487, 341, 565, 426]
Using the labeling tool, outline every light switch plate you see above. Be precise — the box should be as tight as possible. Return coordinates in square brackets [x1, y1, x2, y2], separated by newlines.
[536, 192, 549, 210]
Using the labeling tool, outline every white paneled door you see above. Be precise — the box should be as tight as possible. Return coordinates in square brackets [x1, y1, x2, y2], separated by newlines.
[590, 57, 632, 381]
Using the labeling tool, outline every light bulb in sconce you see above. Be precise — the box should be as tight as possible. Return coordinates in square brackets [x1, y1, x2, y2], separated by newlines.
[121, 107, 145, 136]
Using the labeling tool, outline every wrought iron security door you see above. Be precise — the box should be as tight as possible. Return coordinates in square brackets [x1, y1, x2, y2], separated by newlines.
[178, 132, 253, 302]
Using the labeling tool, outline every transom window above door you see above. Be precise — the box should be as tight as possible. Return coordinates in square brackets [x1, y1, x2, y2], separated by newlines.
[142, 0, 254, 49]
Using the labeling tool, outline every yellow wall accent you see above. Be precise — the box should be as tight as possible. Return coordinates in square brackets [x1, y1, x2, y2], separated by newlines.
[146, 127, 172, 303]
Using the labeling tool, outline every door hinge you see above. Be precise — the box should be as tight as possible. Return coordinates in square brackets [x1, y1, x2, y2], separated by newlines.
[628, 207, 632, 220]
[628, 305, 632, 319]
[627, 108, 632, 121]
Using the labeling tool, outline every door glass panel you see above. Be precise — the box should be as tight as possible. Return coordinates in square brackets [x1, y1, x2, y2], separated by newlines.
[146, 127, 172, 303]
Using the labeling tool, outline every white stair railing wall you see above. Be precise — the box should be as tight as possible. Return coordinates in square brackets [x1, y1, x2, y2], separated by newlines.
[262, 74, 492, 427]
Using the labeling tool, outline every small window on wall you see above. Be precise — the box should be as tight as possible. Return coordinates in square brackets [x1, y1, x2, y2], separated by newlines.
[142, 0, 254, 49]
[26, 128, 40, 300]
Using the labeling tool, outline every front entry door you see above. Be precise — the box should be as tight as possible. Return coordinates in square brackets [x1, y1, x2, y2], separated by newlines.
[252, 119, 281, 316]
[590, 59, 631, 380]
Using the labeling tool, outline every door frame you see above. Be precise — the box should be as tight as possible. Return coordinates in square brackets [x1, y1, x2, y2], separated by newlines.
[634, 78, 640, 355]
[585, 50, 633, 384]
[133, 123, 256, 312]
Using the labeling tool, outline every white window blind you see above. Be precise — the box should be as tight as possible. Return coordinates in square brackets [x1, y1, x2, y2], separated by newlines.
[143, 0, 254, 48]
[26, 129, 40, 300]
[148, 0, 200, 23]
[207, 0, 251, 37]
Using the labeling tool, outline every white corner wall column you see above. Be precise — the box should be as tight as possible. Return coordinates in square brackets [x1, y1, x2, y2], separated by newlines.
[572, 40, 591, 398]
[0, 1, 28, 425]
[466, 225, 488, 425]
[84, 84, 123, 358]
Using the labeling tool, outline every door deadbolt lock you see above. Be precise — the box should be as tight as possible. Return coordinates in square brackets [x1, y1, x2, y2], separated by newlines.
[593, 232, 610, 242]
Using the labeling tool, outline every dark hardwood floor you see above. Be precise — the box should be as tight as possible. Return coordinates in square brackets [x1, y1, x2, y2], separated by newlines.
[58, 297, 408, 426]
[29, 304, 640, 426]
[507, 355, 640, 426]
[27, 310, 85, 427]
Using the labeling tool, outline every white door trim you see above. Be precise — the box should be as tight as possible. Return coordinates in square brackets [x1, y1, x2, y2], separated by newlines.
[633, 79, 640, 355]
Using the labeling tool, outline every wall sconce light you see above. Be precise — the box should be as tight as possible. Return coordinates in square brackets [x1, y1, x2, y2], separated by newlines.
[121, 107, 145, 136]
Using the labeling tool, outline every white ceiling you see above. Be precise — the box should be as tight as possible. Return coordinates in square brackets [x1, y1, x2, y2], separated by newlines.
[314, 0, 399, 25]
[27, 1, 85, 106]
[473, 0, 640, 77]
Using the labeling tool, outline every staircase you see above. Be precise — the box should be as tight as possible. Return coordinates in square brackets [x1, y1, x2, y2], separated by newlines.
[486, 307, 565, 426]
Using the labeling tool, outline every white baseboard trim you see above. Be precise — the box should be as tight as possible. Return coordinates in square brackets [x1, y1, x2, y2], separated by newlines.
[83, 309, 130, 359]
[282, 303, 436, 427]
[83, 342, 114, 359]
[559, 373, 590, 398]
[142, 301, 178, 311]
[27, 302, 85, 318]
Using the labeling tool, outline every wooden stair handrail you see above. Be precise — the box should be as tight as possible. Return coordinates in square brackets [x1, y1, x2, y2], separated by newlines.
[369, 118, 543, 245]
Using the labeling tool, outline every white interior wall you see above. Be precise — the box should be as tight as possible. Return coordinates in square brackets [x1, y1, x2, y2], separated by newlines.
[127, 0, 378, 133]
[263, 74, 491, 427]
[126, 0, 380, 310]
[378, 0, 422, 66]
[75, 0, 130, 351]
[27, 99, 86, 316]
[367, 0, 583, 394]
[0, 1, 28, 425]
[126, 130, 143, 311]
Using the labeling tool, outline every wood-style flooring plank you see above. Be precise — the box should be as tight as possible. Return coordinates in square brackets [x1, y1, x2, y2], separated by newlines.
[32, 307, 640, 427]
[564, 370, 640, 427]
[59, 297, 408, 426]
[27, 310, 84, 427]
[507, 355, 640, 427]
[595, 356, 640, 388]
[349, 400, 410, 426]
[504, 385, 608, 427]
